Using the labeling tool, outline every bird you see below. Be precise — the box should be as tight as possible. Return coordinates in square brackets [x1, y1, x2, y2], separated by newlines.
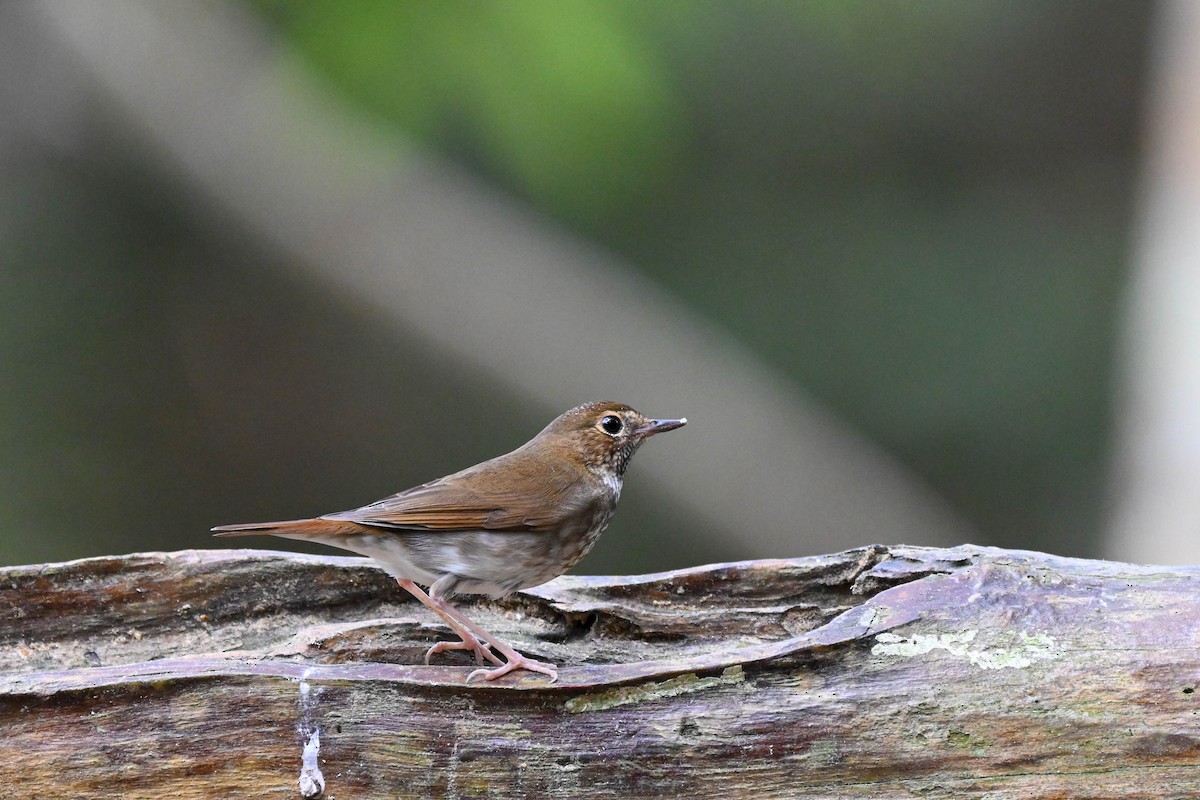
[212, 401, 686, 682]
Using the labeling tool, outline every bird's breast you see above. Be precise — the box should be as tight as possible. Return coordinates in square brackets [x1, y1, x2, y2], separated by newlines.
[546, 483, 619, 575]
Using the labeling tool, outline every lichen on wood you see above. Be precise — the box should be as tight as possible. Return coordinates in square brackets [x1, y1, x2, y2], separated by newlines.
[2, 545, 1198, 798]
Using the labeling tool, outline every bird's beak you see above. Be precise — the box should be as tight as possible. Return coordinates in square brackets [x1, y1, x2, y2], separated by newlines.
[636, 417, 687, 437]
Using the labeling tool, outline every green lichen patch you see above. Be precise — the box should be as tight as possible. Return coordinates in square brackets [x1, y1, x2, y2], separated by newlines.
[563, 666, 746, 713]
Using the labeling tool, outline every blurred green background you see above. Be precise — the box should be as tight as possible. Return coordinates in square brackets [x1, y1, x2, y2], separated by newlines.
[0, 1, 1159, 571]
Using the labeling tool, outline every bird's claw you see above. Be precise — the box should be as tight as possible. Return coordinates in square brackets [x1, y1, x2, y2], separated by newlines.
[424, 634, 502, 667]
[466, 654, 558, 683]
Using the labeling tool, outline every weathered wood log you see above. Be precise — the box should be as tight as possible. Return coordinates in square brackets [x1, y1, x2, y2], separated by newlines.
[2, 545, 1197, 798]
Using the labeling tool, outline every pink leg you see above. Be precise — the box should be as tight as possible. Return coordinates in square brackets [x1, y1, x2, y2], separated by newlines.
[426, 594, 558, 683]
[397, 579, 557, 682]
[397, 579, 502, 668]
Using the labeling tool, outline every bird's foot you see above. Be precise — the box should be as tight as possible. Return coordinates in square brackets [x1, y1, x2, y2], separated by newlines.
[425, 632, 503, 667]
[394, 578, 559, 683]
[466, 652, 558, 683]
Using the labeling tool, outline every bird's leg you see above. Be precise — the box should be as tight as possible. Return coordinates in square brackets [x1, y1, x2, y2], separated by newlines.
[396, 579, 502, 667]
[398, 579, 557, 681]
[424, 594, 559, 683]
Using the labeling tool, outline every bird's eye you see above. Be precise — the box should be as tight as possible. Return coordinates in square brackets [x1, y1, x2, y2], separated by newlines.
[599, 415, 623, 435]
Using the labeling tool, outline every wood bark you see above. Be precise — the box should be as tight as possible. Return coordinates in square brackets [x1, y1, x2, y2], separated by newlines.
[2, 545, 1197, 799]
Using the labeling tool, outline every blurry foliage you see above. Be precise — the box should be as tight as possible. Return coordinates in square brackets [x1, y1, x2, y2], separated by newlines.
[244, 0, 1150, 555]
[0, 0, 1154, 565]
[254, 0, 685, 223]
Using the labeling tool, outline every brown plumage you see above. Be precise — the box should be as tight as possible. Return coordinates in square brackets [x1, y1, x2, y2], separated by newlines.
[213, 401, 686, 682]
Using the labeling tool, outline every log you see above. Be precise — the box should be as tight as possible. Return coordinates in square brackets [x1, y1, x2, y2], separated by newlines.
[2, 545, 1197, 798]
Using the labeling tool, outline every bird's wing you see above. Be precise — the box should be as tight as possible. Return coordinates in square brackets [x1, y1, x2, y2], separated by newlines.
[324, 457, 586, 534]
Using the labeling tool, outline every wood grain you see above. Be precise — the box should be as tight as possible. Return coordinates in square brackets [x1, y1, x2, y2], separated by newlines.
[2, 545, 1198, 798]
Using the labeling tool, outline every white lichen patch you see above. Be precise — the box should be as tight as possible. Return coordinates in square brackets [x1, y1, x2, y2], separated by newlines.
[299, 729, 324, 799]
[564, 665, 746, 713]
[872, 630, 1058, 670]
[297, 680, 325, 798]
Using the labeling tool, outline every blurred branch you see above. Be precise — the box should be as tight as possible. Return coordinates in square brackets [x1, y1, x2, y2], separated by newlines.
[1108, 0, 1200, 564]
[29, 0, 970, 556]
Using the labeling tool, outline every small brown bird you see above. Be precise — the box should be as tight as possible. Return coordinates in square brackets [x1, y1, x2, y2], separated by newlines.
[213, 401, 686, 682]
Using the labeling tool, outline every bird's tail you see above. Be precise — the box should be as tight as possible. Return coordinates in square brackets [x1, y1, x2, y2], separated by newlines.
[211, 517, 361, 538]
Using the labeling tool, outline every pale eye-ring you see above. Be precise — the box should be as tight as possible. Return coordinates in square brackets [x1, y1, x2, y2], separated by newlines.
[599, 415, 623, 435]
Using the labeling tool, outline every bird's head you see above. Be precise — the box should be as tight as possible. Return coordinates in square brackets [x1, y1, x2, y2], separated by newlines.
[535, 401, 687, 479]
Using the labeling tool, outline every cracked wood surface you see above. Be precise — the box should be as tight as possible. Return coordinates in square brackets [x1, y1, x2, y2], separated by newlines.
[2, 545, 1198, 798]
